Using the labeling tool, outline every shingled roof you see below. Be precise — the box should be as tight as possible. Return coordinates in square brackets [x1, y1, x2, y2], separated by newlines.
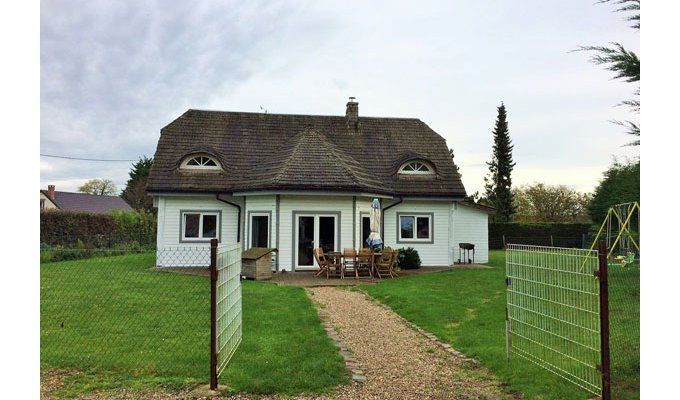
[40, 189, 133, 213]
[147, 102, 467, 198]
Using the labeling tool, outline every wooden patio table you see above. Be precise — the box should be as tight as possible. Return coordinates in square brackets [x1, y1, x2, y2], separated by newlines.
[326, 250, 384, 279]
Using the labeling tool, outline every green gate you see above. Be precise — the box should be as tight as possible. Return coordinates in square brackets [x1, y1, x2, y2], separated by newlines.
[506, 244, 603, 396]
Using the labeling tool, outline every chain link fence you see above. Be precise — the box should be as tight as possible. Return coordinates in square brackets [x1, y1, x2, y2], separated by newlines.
[40, 246, 213, 383]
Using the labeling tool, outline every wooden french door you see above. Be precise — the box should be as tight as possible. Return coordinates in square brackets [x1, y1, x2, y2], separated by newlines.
[295, 214, 337, 270]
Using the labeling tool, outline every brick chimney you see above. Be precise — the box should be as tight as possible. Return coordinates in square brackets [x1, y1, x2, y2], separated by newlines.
[346, 97, 359, 131]
[47, 185, 56, 200]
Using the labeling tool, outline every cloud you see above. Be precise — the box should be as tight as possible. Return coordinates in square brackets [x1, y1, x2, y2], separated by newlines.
[41, 0, 639, 196]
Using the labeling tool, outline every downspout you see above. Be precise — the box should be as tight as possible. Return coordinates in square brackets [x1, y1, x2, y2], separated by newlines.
[381, 197, 403, 242]
[216, 194, 242, 243]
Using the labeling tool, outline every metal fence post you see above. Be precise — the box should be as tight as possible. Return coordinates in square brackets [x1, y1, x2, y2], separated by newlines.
[210, 238, 218, 390]
[598, 240, 611, 400]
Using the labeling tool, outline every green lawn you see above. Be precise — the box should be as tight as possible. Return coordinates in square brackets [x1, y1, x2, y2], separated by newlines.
[41, 253, 347, 397]
[361, 250, 639, 400]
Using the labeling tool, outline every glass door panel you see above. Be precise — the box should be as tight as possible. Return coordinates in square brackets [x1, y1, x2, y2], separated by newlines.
[297, 216, 314, 266]
[251, 215, 269, 248]
[319, 216, 336, 253]
[362, 216, 371, 249]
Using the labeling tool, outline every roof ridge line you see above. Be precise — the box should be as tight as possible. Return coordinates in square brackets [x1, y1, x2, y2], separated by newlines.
[320, 134, 363, 188]
[186, 108, 421, 121]
[271, 129, 309, 185]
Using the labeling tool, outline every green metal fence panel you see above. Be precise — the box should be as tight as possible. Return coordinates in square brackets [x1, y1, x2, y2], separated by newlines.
[506, 244, 601, 396]
[216, 243, 242, 378]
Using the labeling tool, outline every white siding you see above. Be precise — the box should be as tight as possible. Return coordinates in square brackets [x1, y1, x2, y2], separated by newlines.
[156, 195, 239, 266]
[383, 200, 452, 266]
[452, 203, 489, 264]
[278, 195, 354, 271]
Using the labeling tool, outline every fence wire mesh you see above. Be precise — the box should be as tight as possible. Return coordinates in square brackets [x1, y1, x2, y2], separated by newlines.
[216, 243, 243, 377]
[40, 247, 212, 382]
[506, 244, 602, 396]
[608, 257, 640, 399]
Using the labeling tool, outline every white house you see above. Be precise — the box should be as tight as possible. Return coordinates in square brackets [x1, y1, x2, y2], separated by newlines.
[147, 99, 492, 269]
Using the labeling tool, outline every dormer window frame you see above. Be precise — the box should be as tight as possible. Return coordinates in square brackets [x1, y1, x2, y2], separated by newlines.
[180, 153, 222, 171]
[398, 160, 434, 175]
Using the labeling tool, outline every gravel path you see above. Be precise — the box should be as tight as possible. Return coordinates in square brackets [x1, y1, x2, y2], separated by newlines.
[302, 287, 506, 400]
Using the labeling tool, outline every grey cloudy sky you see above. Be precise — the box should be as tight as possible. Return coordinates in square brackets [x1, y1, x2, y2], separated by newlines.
[40, 0, 640, 196]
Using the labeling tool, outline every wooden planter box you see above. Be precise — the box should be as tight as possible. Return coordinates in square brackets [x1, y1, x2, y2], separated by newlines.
[241, 247, 276, 280]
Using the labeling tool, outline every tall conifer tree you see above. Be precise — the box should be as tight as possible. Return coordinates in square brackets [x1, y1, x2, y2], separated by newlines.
[121, 156, 154, 211]
[484, 102, 516, 221]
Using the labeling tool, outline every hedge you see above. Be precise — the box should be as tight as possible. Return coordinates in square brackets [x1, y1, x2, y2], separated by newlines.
[40, 209, 156, 248]
[489, 222, 593, 250]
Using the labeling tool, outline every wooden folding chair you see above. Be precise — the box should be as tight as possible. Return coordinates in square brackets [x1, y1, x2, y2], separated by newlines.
[356, 248, 374, 278]
[326, 251, 343, 278]
[391, 249, 400, 277]
[313, 248, 328, 277]
[342, 248, 358, 279]
[375, 248, 396, 278]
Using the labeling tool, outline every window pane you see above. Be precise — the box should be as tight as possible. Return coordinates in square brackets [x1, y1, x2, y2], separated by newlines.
[187, 158, 199, 165]
[202, 215, 217, 238]
[184, 214, 200, 238]
[400, 216, 414, 239]
[204, 159, 217, 166]
[417, 217, 430, 239]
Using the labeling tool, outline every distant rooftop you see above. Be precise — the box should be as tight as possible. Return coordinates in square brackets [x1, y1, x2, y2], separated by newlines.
[41, 185, 133, 213]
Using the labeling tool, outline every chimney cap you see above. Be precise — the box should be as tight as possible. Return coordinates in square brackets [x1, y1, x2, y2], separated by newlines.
[348, 96, 356, 102]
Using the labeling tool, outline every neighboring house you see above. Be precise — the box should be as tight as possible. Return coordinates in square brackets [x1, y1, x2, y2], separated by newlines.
[147, 99, 492, 269]
[40, 185, 133, 213]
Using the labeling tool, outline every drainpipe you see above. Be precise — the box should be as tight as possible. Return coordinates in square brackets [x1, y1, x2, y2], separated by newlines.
[381, 197, 403, 242]
[216, 194, 242, 243]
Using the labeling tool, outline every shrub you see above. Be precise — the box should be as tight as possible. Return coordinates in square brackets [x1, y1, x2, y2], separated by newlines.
[396, 247, 421, 269]
[40, 210, 157, 248]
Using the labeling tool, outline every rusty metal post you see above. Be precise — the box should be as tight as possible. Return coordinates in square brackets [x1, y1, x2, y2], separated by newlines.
[598, 240, 611, 400]
[210, 238, 218, 390]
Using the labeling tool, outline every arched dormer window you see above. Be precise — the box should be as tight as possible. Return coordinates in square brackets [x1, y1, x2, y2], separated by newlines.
[399, 160, 434, 175]
[180, 154, 222, 170]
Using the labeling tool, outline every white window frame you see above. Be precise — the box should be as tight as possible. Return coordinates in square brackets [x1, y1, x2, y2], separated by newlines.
[399, 160, 434, 175]
[180, 154, 222, 170]
[397, 213, 433, 243]
[180, 211, 221, 242]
